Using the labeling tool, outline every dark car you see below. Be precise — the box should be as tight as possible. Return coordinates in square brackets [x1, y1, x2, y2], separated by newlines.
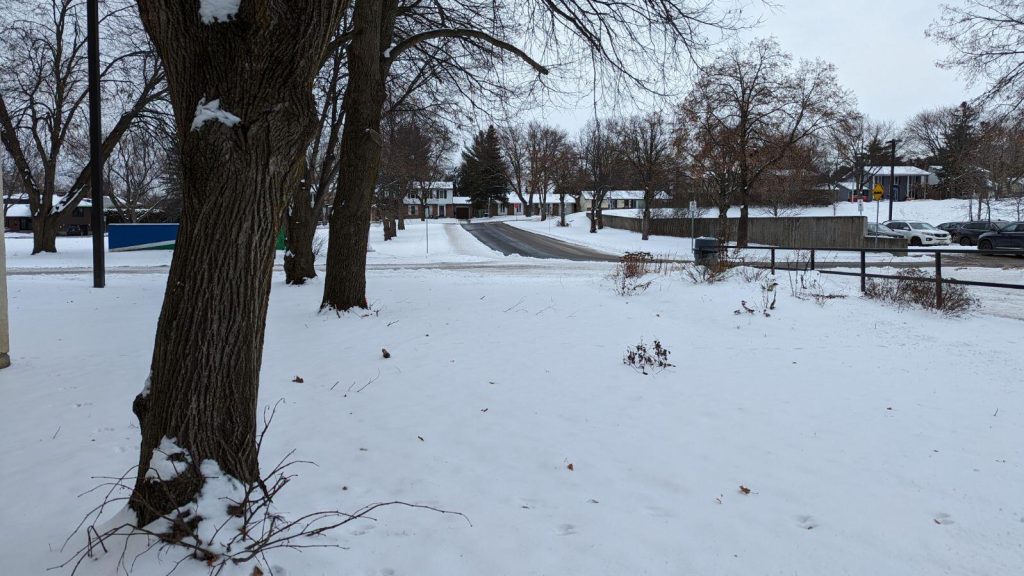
[937, 221, 968, 235]
[866, 222, 901, 238]
[977, 222, 1024, 253]
[954, 220, 1009, 246]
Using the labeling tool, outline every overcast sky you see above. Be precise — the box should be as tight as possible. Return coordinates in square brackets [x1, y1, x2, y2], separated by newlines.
[521, 0, 978, 136]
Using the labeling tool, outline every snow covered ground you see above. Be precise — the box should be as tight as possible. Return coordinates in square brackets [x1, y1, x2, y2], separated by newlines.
[4, 219, 501, 271]
[2, 255, 1023, 575]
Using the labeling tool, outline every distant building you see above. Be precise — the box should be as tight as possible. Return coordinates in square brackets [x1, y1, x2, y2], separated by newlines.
[838, 166, 935, 202]
[3, 194, 108, 234]
[580, 190, 670, 211]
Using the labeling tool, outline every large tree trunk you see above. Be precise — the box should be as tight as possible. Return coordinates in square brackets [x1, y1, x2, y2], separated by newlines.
[716, 204, 730, 244]
[130, 1, 343, 527]
[590, 203, 598, 233]
[560, 197, 566, 226]
[321, 0, 391, 312]
[284, 181, 318, 285]
[641, 205, 651, 240]
[32, 217, 59, 254]
[737, 204, 750, 247]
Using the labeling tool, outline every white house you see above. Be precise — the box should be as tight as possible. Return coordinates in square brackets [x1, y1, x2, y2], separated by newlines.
[403, 181, 456, 217]
[580, 190, 670, 211]
[505, 193, 576, 217]
[838, 166, 935, 201]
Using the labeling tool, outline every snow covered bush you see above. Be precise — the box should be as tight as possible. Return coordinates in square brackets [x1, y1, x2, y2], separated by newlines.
[623, 339, 674, 375]
[864, 269, 977, 315]
[611, 252, 655, 296]
[786, 270, 847, 305]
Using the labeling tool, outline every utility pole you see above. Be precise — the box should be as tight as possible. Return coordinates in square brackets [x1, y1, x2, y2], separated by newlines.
[1, 145, 10, 369]
[87, 0, 105, 288]
[887, 139, 898, 222]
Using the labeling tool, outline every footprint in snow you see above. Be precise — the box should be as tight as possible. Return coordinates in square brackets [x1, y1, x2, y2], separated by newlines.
[933, 513, 955, 525]
[796, 515, 818, 530]
[557, 523, 578, 536]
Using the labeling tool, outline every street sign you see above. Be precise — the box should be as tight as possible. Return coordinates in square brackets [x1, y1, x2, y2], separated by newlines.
[688, 200, 697, 213]
[872, 183, 884, 201]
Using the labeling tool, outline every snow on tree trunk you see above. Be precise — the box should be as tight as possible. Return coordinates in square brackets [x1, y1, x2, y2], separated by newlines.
[322, 0, 390, 312]
[130, 0, 344, 527]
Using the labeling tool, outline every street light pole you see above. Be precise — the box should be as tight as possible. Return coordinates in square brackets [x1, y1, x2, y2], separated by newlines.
[87, 0, 105, 288]
[887, 139, 898, 222]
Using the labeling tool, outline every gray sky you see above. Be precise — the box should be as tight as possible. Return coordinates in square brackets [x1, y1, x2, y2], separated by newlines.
[523, 0, 977, 136]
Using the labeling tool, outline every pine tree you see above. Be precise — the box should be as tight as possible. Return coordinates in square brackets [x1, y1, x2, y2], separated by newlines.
[458, 126, 508, 213]
[938, 102, 984, 200]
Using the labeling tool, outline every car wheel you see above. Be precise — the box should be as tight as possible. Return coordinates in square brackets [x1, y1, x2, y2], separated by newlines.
[978, 240, 994, 252]
[910, 236, 922, 247]
[959, 236, 973, 246]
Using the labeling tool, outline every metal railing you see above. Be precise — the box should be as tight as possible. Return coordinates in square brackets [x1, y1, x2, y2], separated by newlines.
[716, 244, 1024, 310]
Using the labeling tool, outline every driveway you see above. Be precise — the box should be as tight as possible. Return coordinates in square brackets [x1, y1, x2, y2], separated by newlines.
[461, 221, 619, 262]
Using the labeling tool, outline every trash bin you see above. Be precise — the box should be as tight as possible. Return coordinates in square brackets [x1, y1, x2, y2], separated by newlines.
[693, 236, 719, 266]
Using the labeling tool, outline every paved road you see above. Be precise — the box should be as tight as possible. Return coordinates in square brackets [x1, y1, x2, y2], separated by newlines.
[461, 222, 619, 261]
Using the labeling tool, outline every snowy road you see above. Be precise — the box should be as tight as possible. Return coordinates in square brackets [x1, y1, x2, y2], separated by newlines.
[461, 221, 620, 261]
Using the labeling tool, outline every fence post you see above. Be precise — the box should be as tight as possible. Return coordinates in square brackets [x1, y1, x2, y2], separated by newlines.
[860, 250, 866, 293]
[935, 251, 943, 309]
[810, 249, 816, 271]
[771, 248, 775, 274]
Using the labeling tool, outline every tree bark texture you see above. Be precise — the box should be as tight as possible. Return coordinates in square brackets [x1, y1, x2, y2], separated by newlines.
[322, 0, 394, 311]
[737, 203, 750, 247]
[641, 206, 651, 240]
[130, 0, 344, 527]
[285, 178, 319, 285]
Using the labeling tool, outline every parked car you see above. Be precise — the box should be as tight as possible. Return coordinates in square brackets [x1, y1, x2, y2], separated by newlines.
[866, 222, 901, 238]
[953, 220, 1009, 246]
[937, 221, 968, 235]
[977, 222, 1024, 252]
[882, 221, 952, 246]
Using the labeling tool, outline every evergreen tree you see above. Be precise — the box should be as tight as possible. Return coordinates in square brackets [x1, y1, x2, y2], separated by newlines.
[938, 102, 985, 200]
[458, 126, 509, 212]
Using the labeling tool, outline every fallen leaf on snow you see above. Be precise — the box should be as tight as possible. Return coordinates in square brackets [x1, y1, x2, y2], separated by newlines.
[567, 463, 574, 471]
[739, 485, 752, 495]
[292, 376, 304, 383]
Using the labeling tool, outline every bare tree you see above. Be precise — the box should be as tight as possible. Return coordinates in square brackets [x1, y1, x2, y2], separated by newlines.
[929, 1, 1024, 116]
[753, 140, 824, 217]
[525, 122, 570, 221]
[579, 117, 620, 233]
[104, 124, 166, 222]
[832, 115, 899, 199]
[680, 38, 854, 247]
[617, 112, 671, 239]
[0, 0, 165, 252]
[284, 31, 348, 285]
[903, 107, 952, 161]
[501, 124, 534, 217]
[978, 117, 1024, 218]
[127, 0, 347, 527]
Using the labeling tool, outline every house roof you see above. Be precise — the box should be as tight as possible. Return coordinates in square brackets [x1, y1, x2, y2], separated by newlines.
[860, 166, 933, 177]
[5, 204, 32, 218]
[507, 193, 575, 205]
[581, 190, 670, 201]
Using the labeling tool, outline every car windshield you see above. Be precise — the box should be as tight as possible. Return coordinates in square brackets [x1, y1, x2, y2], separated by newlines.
[909, 223, 937, 230]
[998, 223, 1019, 232]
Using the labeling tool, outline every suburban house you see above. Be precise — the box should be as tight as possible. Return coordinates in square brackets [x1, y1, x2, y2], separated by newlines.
[402, 181, 458, 218]
[837, 166, 935, 202]
[580, 190, 670, 211]
[506, 193, 576, 217]
[4, 194, 108, 234]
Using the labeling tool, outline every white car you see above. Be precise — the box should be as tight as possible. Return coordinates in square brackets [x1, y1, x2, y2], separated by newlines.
[882, 221, 952, 246]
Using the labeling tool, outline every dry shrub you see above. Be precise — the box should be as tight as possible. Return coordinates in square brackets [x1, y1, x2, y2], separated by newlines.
[682, 261, 734, 284]
[611, 252, 654, 296]
[623, 339, 674, 375]
[736, 265, 770, 283]
[786, 270, 847, 305]
[864, 268, 977, 315]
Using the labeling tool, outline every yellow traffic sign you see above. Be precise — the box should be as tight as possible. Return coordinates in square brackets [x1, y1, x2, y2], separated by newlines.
[872, 183, 884, 200]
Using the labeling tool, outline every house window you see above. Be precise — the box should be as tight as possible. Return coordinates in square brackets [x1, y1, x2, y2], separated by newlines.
[410, 205, 417, 215]
[438, 191, 448, 199]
